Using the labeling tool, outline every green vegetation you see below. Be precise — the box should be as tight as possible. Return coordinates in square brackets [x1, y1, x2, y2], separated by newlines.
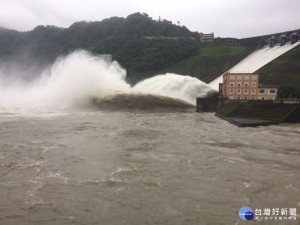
[0, 13, 250, 84]
[0, 13, 199, 83]
[216, 103, 241, 116]
[92, 37, 199, 83]
[258, 45, 300, 98]
[0, 12, 299, 93]
[217, 102, 299, 122]
[158, 44, 248, 80]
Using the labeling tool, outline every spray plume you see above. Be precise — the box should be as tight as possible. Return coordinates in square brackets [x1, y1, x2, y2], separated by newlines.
[0, 50, 214, 112]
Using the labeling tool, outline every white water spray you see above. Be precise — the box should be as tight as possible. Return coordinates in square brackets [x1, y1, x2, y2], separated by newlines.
[133, 73, 214, 104]
[0, 51, 130, 111]
[0, 50, 214, 112]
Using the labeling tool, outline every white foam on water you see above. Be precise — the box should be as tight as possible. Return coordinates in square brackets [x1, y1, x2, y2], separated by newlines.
[133, 73, 215, 104]
[0, 50, 215, 112]
[0, 50, 130, 112]
[209, 41, 300, 90]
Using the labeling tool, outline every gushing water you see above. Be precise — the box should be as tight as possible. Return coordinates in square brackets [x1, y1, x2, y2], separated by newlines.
[1, 49, 300, 225]
[0, 51, 130, 111]
[133, 73, 214, 104]
[0, 50, 214, 112]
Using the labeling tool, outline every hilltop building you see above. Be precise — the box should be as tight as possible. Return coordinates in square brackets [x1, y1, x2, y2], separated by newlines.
[222, 73, 277, 100]
[214, 37, 239, 45]
[200, 33, 214, 42]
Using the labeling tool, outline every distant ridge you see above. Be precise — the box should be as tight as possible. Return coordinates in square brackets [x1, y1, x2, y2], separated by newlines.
[0, 13, 199, 83]
[0, 12, 299, 96]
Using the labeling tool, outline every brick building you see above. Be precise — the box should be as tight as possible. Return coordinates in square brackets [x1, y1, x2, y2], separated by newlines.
[222, 73, 277, 100]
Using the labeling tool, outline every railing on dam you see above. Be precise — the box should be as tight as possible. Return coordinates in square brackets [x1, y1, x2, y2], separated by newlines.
[196, 97, 300, 113]
[229, 99, 300, 105]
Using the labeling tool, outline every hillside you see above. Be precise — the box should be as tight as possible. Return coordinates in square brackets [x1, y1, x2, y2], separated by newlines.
[0, 13, 200, 83]
[0, 13, 253, 84]
[0, 12, 299, 93]
[258, 45, 300, 98]
[157, 43, 249, 81]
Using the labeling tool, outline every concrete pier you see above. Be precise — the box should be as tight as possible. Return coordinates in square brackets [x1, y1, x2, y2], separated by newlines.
[215, 100, 300, 127]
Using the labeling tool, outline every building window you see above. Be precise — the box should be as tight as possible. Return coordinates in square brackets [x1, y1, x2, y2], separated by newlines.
[252, 83, 256, 88]
[245, 83, 248, 87]
[259, 89, 265, 93]
[230, 89, 234, 93]
[270, 89, 276, 94]
[237, 89, 241, 93]
[230, 83, 234, 87]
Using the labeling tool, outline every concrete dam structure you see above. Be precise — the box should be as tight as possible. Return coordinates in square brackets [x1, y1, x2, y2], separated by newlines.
[209, 35, 300, 90]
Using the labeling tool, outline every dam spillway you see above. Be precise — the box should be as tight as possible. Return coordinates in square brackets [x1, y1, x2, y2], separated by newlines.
[209, 41, 300, 90]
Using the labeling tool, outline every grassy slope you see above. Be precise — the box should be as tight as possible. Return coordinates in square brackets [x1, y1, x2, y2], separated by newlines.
[158, 40, 300, 98]
[217, 103, 298, 121]
[157, 43, 248, 81]
[258, 45, 300, 86]
[157, 35, 300, 89]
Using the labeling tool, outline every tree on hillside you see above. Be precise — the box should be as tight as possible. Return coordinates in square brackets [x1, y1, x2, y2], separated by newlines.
[0, 12, 200, 82]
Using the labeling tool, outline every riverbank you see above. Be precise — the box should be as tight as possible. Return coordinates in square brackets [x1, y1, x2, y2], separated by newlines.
[216, 101, 300, 127]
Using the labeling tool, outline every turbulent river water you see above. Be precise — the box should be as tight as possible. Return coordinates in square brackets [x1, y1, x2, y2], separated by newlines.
[0, 111, 300, 225]
[0, 50, 300, 225]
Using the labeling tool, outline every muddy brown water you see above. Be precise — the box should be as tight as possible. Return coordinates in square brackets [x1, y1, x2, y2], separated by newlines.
[0, 111, 299, 225]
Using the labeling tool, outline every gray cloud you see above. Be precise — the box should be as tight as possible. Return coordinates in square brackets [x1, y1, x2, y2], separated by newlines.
[0, 0, 299, 38]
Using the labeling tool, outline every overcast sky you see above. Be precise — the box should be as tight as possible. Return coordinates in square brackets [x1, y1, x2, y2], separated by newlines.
[0, 0, 299, 38]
